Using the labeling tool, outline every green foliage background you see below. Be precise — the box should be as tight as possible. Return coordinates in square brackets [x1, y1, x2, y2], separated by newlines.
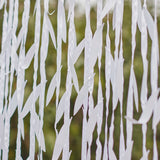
[0, 0, 160, 159]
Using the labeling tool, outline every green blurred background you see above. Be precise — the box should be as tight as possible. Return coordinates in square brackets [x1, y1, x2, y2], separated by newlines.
[0, 0, 160, 159]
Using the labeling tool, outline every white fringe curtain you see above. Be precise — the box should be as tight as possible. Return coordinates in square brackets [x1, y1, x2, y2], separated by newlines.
[0, 0, 159, 159]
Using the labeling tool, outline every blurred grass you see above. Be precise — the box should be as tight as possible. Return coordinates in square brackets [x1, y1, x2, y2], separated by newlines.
[0, 0, 160, 160]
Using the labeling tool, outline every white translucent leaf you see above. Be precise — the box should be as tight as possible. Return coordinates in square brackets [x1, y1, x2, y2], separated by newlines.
[20, 84, 42, 118]
[8, 90, 18, 117]
[0, 0, 4, 9]
[22, 44, 35, 69]
[143, 8, 154, 41]
[46, 72, 57, 106]
[72, 38, 85, 64]
[86, 106, 99, 142]
[52, 119, 71, 160]
[70, 57, 79, 93]
[39, 128, 46, 151]
[121, 141, 133, 160]
[55, 92, 67, 124]
[90, 24, 104, 68]
[73, 82, 88, 115]
[46, 14, 56, 48]
[140, 150, 149, 160]
[138, 90, 158, 124]
[109, 148, 117, 160]
[34, 113, 46, 151]
[101, 0, 117, 20]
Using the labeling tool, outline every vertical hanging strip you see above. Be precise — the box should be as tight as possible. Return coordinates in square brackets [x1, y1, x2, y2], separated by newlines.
[0, 1, 8, 158]
[3, 0, 18, 159]
[83, 1, 92, 160]
[103, 15, 111, 160]
[139, 0, 150, 159]
[16, 0, 30, 159]
[96, 0, 103, 159]
[107, 0, 124, 159]
[152, 0, 159, 159]
[126, 0, 139, 159]
[28, 0, 41, 159]
[63, 0, 75, 159]
[52, 0, 73, 159]
[40, 0, 56, 159]
[56, 0, 66, 114]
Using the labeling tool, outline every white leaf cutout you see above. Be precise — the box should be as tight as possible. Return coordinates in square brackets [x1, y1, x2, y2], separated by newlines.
[101, 0, 117, 20]
[22, 44, 36, 69]
[121, 141, 133, 160]
[20, 84, 42, 118]
[8, 90, 18, 118]
[73, 82, 88, 115]
[72, 38, 85, 64]
[46, 14, 57, 48]
[52, 119, 71, 160]
[138, 91, 158, 124]
[143, 8, 154, 41]
[55, 91, 67, 124]
[90, 24, 104, 68]
[86, 106, 98, 142]
[70, 57, 79, 93]
[46, 72, 57, 106]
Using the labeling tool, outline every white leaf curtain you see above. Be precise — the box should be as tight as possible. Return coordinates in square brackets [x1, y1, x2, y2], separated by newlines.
[0, 0, 160, 159]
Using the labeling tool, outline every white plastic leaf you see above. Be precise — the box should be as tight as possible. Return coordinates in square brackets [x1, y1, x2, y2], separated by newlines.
[8, 90, 18, 117]
[22, 44, 35, 69]
[46, 72, 57, 106]
[0, 0, 4, 9]
[90, 24, 104, 68]
[101, 0, 117, 20]
[143, 8, 154, 41]
[140, 150, 149, 160]
[138, 90, 158, 124]
[70, 57, 79, 93]
[46, 14, 56, 48]
[34, 113, 46, 151]
[55, 92, 67, 124]
[86, 106, 99, 142]
[73, 82, 88, 115]
[72, 38, 85, 64]
[52, 119, 71, 160]
[20, 84, 42, 118]
[121, 141, 133, 160]
[109, 148, 117, 160]
[38, 128, 46, 151]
